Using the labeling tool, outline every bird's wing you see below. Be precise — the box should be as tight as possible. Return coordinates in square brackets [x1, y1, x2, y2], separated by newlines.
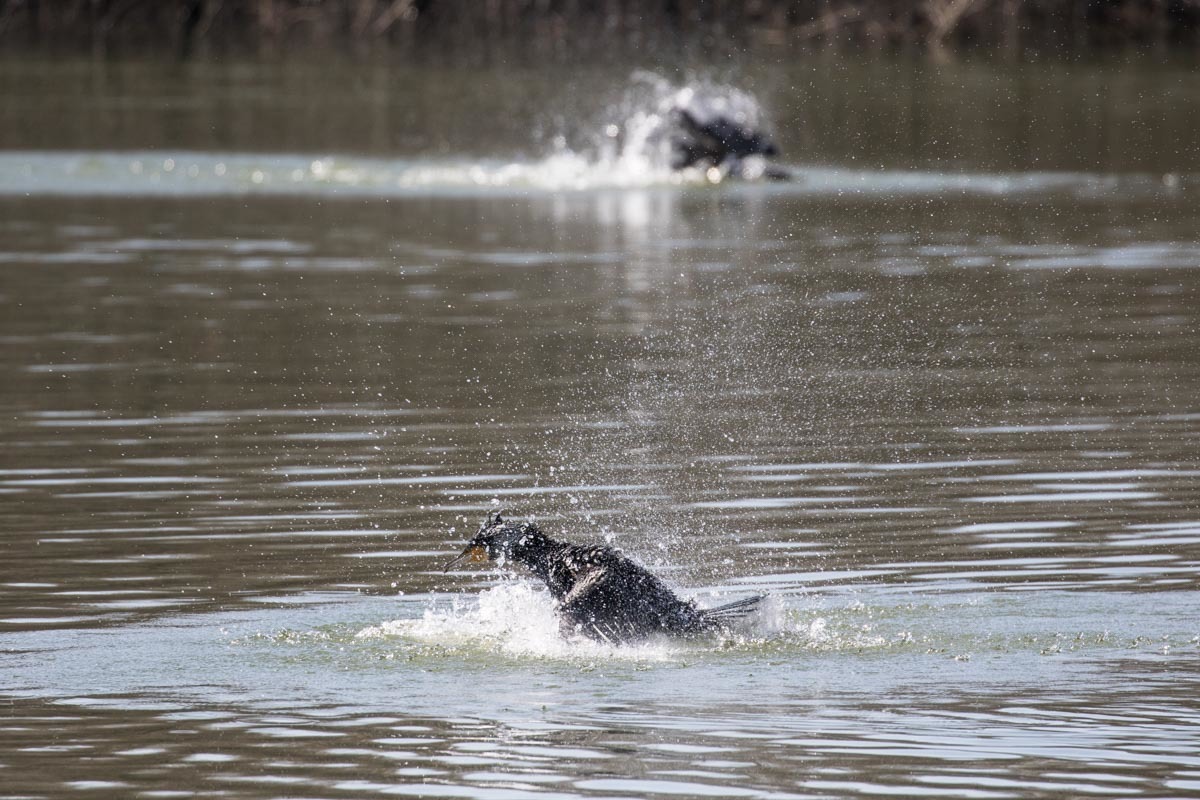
[556, 566, 615, 639]
[560, 544, 612, 573]
[558, 562, 607, 608]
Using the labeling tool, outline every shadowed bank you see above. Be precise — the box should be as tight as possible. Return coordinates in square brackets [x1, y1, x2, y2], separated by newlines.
[4, 0, 1200, 58]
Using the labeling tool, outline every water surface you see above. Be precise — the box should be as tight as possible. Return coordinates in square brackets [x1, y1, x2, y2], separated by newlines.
[2, 55, 1199, 799]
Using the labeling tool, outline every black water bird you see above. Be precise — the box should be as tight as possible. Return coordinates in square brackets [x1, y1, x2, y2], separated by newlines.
[669, 104, 785, 179]
[444, 511, 763, 644]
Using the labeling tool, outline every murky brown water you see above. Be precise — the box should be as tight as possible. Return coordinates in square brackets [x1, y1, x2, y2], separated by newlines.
[2, 55, 1200, 799]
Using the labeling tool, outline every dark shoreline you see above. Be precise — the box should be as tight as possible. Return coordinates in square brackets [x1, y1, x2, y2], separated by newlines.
[3, 1, 1199, 61]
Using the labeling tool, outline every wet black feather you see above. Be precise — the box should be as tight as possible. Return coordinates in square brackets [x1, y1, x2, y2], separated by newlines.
[454, 512, 762, 643]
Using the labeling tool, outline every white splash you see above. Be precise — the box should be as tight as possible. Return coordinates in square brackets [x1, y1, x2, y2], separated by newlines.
[588, 71, 774, 183]
[358, 582, 679, 662]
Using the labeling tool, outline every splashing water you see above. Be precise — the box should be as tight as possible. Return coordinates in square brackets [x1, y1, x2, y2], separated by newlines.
[359, 582, 677, 662]
[587, 71, 777, 182]
[357, 582, 794, 663]
[0, 72, 783, 197]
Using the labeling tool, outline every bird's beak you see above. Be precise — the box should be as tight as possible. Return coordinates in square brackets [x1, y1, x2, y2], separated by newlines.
[443, 544, 489, 572]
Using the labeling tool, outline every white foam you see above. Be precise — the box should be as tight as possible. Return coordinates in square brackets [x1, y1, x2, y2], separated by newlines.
[358, 582, 679, 662]
[356, 581, 801, 662]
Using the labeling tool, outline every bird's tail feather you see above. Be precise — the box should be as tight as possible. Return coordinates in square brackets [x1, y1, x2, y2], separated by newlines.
[697, 595, 764, 626]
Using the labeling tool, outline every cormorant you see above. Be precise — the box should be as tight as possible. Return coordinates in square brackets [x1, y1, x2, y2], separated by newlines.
[444, 511, 763, 644]
[670, 106, 779, 173]
[667, 102, 787, 178]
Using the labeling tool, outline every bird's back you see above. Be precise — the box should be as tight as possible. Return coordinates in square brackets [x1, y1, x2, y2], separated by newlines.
[550, 543, 704, 642]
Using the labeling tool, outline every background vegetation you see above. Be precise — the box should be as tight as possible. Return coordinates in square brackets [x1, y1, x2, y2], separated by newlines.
[2, 0, 1199, 59]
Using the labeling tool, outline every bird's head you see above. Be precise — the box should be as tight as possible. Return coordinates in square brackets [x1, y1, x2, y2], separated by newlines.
[443, 511, 549, 571]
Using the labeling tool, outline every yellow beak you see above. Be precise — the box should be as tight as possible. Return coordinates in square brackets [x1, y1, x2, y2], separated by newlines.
[443, 544, 489, 572]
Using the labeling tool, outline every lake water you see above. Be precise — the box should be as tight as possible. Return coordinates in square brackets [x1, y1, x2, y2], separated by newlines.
[2, 54, 1199, 799]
